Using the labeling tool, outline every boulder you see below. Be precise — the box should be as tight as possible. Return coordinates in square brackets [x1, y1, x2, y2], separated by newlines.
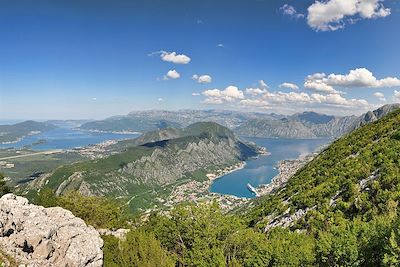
[0, 193, 103, 267]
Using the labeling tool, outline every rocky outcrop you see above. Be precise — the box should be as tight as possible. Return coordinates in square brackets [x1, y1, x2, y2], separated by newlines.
[0, 194, 103, 267]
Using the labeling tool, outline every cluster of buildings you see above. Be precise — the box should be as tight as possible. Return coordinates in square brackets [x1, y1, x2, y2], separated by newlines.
[0, 161, 14, 169]
[74, 140, 118, 159]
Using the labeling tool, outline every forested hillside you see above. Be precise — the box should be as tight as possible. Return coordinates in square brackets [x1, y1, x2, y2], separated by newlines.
[31, 122, 259, 212]
[24, 107, 400, 266]
[245, 106, 400, 265]
[0, 120, 56, 143]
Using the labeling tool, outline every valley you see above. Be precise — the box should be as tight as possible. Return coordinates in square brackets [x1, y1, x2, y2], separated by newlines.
[2, 104, 400, 266]
[2, 2, 399, 265]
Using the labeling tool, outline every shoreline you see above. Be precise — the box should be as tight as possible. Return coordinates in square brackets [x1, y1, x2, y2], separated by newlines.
[256, 153, 316, 196]
[164, 161, 251, 212]
[0, 137, 23, 145]
[75, 128, 142, 135]
[205, 161, 247, 184]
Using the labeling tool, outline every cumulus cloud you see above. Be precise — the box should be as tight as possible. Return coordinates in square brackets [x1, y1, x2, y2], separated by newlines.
[393, 90, 400, 102]
[163, 69, 180, 80]
[158, 97, 164, 102]
[280, 4, 305, 19]
[150, 51, 191, 64]
[373, 92, 386, 101]
[192, 92, 200, 96]
[304, 68, 400, 93]
[307, 0, 391, 31]
[217, 43, 224, 48]
[259, 80, 269, 88]
[279, 82, 300, 90]
[202, 86, 244, 103]
[192, 74, 212, 84]
[245, 88, 268, 96]
[199, 82, 370, 114]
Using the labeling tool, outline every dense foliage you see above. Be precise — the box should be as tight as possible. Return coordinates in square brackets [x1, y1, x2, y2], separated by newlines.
[15, 108, 400, 266]
[244, 107, 400, 265]
[103, 230, 175, 267]
[108, 108, 400, 266]
[0, 173, 10, 197]
[35, 189, 128, 229]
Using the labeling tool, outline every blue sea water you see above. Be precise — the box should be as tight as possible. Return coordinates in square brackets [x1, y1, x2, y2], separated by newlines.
[0, 128, 140, 150]
[210, 137, 331, 198]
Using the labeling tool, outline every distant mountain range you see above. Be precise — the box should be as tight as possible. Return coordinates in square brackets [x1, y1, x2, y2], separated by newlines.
[35, 122, 259, 212]
[78, 104, 400, 139]
[0, 121, 57, 144]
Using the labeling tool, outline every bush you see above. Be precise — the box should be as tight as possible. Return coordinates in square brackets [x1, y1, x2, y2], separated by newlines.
[0, 173, 10, 197]
[103, 229, 175, 267]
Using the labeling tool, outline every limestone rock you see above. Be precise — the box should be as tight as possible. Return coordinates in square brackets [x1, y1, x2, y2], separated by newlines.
[0, 193, 103, 267]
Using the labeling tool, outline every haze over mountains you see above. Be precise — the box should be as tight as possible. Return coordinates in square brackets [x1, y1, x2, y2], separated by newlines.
[79, 104, 400, 139]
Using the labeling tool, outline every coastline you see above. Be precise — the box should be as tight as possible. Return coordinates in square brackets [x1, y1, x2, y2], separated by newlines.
[75, 128, 142, 135]
[0, 137, 23, 145]
[165, 161, 250, 211]
[256, 153, 316, 196]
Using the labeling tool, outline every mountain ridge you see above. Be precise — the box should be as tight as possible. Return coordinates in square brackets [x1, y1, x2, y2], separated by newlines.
[78, 105, 400, 139]
[0, 121, 57, 143]
[33, 122, 260, 212]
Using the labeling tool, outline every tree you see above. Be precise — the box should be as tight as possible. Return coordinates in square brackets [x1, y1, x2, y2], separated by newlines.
[103, 230, 175, 267]
[0, 173, 10, 197]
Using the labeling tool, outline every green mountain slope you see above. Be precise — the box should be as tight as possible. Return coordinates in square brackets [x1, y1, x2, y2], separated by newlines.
[79, 116, 181, 133]
[0, 121, 57, 143]
[37, 122, 259, 212]
[28, 108, 400, 266]
[242, 107, 400, 265]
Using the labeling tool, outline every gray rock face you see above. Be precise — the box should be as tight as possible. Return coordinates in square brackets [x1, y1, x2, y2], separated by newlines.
[234, 104, 400, 139]
[0, 194, 103, 267]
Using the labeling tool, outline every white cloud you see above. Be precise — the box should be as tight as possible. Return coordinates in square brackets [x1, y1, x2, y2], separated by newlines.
[280, 4, 305, 19]
[373, 92, 386, 101]
[192, 92, 200, 96]
[304, 68, 400, 93]
[307, 0, 391, 31]
[200, 83, 370, 114]
[304, 74, 339, 94]
[202, 85, 244, 103]
[91, 97, 97, 101]
[259, 80, 269, 88]
[245, 88, 268, 96]
[279, 82, 300, 90]
[217, 43, 224, 48]
[163, 69, 180, 80]
[393, 90, 400, 102]
[158, 97, 164, 102]
[310, 93, 369, 107]
[192, 74, 212, 84]
[150, 51, 191, 64]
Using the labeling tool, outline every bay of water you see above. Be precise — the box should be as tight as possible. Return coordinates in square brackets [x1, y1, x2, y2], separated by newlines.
[0, 128, 140, 150]
[210, 138, 331, 198]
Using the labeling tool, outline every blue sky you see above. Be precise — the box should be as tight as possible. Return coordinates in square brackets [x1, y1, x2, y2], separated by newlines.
[0, 0, 400, 119]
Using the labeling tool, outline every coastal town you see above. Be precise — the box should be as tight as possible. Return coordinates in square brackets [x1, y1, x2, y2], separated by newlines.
[165, 161, 250, 211]
[256, 153, 317, 196]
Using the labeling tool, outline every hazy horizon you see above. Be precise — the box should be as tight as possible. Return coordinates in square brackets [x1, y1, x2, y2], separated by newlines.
[0, 105, 375, 123]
